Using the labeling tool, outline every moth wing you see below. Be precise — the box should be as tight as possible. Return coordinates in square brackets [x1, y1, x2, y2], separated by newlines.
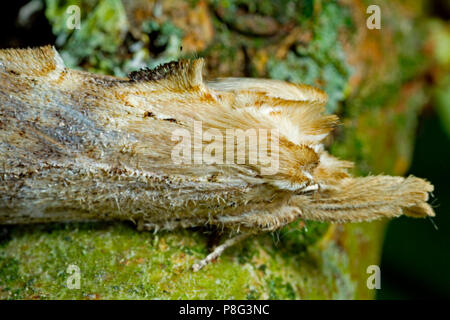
[204, 77, 338, 189]
[206, 77, 328, 105]
[207, 78, 337, 145]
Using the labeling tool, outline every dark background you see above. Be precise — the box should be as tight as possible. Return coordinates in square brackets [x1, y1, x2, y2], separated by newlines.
[378, 110, 450, 299]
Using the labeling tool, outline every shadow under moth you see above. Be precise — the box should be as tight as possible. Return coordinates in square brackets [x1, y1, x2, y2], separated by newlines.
[0, 46, 435, 271]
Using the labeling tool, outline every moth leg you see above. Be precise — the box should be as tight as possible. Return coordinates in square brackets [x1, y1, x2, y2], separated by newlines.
[192, 233, 250, 272]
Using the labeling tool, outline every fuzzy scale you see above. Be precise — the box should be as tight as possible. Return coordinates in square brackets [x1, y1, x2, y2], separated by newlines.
[0, 46, 435, 235]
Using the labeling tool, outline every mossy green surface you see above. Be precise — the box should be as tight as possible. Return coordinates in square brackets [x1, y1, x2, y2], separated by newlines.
[0, 0, 437, 299]
[2, 221, 383, 299]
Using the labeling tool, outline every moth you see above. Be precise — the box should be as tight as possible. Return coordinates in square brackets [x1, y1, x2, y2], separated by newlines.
[0, 46, 435, 271]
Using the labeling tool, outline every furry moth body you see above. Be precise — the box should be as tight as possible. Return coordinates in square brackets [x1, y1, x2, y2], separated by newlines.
[0, 46, 435, 271]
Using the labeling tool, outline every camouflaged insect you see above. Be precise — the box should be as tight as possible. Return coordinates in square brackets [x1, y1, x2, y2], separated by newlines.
[0, 46, 435, 271]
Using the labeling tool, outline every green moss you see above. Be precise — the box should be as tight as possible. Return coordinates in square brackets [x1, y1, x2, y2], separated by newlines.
[266, 276, 296, 299]
[0, 223, 255, 299]
[319, 243, 355, 300]
[139, 20, 184, 68]
[45, 0, 128, 74]
[0, 256, 20, 284]
[44, 0, 185, 76]
[0, 221, 368, 299]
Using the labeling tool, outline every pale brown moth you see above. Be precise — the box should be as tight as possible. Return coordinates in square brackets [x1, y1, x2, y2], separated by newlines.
[0, 46, 435, 271]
